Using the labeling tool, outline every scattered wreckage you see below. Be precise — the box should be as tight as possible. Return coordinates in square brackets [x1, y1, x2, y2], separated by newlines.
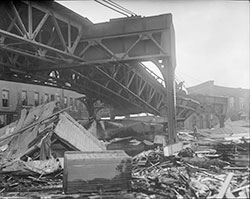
[0, 101, 249, 198]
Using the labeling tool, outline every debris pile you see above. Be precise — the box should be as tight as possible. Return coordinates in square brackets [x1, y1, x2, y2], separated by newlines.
[0, 101, 105, 194]
[0, 102, 249, 198]
[0, 160, 62, 193]
[0, 102, 104, 163]
[131, 148, 249, 199]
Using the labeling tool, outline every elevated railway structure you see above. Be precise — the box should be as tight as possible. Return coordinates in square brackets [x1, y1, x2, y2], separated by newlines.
[0, 1, 199, 143]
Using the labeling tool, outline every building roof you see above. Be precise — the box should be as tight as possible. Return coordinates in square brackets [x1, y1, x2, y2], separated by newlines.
[188, 81, 249, 98]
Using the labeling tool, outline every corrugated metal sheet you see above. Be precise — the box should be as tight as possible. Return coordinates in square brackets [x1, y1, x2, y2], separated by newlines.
[54, 113, 105, 152]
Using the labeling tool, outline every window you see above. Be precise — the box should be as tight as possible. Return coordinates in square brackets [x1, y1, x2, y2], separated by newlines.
[239, 98, 244, 109]
[229, 97, 234, 109]
[74, 98, 78, 111]
[74, 98, 77, 107]
[44, 93, 49, 103]
[22, 91, 27, 106]
[2, 90, 9, 107]
[70, 97, 73, 110]
[34, 92, 39, 106]
[64, 97, 68, 107]
[56, 95, 61, 102]
[0, 115, 5, 128]
[51, 94, 55, 101]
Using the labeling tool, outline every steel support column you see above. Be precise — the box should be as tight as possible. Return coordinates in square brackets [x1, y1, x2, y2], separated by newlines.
[163, 58, 177, 143]
[160, 16, 177, 144]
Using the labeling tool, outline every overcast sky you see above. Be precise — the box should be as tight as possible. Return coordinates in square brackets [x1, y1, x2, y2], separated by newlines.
[58, 0, 249, 89]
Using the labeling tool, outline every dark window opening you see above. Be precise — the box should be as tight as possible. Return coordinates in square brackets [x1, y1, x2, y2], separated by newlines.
[56, 95, 61, 102]
[34, 92, 39, 106]
[2, 90, 9, 107]
[64, 97, 68, 107]
[70, 97, 73, 110]
[51, 94, 55, 101]
[44, 93, 49, 103]
[22, 91, 27, 106]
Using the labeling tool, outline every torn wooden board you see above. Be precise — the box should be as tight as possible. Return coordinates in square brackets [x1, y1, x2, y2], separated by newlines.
[1, 158, 61, 175]
[216, 173, 234, 199]
[232, 185, 250, 194]
[24, 158, 61, 175]
[164, 142, 183, 156]
[7, 109, 28, 159]
[0, 102, 57, 161]
[54, 113, 106, 152]
[226, 189, 236, 199]
[12, 103, 56, 160]
[22, 102, 56, 127]
[87, 120, 98, 138]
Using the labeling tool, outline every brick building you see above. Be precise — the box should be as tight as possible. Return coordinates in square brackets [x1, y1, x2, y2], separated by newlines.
[184, 81, 249, 130]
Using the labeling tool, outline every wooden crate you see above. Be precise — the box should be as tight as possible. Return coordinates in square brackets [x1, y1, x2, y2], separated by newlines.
[63, 150, 132, 194]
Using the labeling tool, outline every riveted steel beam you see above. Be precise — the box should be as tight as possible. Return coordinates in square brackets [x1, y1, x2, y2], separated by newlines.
[0, 2, 200, 131]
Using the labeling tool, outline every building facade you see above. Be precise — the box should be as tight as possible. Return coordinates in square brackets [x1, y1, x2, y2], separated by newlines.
[185, 81, 250, 130]
[0, 80, 88, 127]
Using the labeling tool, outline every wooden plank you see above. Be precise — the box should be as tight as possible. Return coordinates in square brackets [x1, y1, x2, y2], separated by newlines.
[237, 191, 248, 199]
[54, 112, 105, 151]
[232, 185, 250, 194]
[226, 189, 236, 199]
[0, 106, 70, 143]
[3, 109, 27, 159]
[217, 173, 234, 199]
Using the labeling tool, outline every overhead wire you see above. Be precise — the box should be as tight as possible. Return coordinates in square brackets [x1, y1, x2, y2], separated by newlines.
[94, 0, 130, 17]
[177, 71, 204, 83]
[103, 0, 138, 16]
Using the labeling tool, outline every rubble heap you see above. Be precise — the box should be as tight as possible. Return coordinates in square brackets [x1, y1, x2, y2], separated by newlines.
[0, 102, 249, 198]
[0, 101, 105, 194]
[131, 148, 249, 199]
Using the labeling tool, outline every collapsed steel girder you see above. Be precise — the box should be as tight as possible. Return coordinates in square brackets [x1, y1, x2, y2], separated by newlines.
[0, 1, 199, 142]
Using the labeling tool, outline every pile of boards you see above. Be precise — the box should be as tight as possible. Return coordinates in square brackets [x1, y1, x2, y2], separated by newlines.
[0, 101, 105, 194]
[0, 102, 249, 199]
[131, 148, 249, 199]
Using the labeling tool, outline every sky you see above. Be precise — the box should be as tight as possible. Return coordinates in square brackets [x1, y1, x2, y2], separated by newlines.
[58, 0, 249, 89]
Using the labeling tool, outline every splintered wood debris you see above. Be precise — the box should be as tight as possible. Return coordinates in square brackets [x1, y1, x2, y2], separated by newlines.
[0, 102, 249, 198]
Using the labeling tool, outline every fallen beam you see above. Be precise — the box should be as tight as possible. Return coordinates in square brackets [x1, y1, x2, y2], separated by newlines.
[216, 173, 234, 199]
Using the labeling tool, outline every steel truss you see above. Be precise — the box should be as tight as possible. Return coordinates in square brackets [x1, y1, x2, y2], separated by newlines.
[0, 1, 199, 142]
